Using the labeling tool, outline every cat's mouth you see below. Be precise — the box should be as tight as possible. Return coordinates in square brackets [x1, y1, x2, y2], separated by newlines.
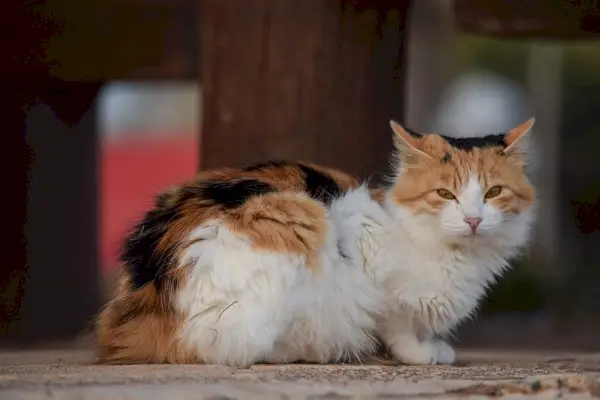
[451, 229, 487, 240]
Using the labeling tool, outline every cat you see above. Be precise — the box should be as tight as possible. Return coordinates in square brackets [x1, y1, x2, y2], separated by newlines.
[96, 118, 536, 367]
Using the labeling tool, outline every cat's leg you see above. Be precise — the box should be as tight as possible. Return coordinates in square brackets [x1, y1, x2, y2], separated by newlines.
[387, 333, 438, 365]
[432, 339, 456, 365]
[262, 340, 310, 364]
[379, 316, 439, 365]
[379, 314, 457, 365]
[176, 192, 329, 368]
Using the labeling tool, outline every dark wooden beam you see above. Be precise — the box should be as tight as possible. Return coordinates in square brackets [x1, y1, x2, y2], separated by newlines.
[0, 82, 31, 343]
[1, 0, 198, 81]
[0, 80, 102, 345]
[199, 0, 409, 180]
[454, 0, 600, 40]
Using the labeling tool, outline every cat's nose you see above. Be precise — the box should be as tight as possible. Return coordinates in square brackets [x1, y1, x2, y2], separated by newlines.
[464, 217, 482, 233]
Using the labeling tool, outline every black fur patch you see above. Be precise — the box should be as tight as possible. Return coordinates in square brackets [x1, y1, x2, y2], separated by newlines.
[122, 179, 275, 291]
[440, 152, 451, 164]
[242, 160, 291, 171]
[194, 179, 276, 209]
[404, 126, 507, 151]
[121, 196, 180, 291]
[298, 164, 342, 205]
[441, 134, 507, 151]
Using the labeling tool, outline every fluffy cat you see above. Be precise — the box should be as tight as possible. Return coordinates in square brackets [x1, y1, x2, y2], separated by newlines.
[96, 118, 537, 367]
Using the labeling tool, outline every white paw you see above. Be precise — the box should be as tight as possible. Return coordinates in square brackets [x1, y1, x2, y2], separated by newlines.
[390, 340, 438, 365]
[433, 340, 456, 365]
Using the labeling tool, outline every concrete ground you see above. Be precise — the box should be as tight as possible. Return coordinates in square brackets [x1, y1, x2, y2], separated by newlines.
[1, 349, 600, 399]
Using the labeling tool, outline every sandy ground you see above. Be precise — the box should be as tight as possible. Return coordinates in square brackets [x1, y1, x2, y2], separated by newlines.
[1, 349, 600, 399]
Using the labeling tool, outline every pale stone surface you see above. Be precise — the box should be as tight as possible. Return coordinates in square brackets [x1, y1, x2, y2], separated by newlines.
[1, 349, 600, 399]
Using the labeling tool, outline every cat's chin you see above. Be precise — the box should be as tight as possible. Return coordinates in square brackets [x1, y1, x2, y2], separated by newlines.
[440, 227, 478, 239]
[441, 231, 495, 247]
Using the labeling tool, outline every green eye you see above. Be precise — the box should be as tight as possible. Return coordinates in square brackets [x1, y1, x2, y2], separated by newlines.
[485, 186, 502, 199]
[437, 189, 456, 200]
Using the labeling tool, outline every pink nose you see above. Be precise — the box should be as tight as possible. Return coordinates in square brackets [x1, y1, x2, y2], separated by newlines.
[464, 217, 482, 232]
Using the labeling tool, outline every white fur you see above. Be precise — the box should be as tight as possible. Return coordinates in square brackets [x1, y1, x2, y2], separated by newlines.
[174, 175, 535, 367]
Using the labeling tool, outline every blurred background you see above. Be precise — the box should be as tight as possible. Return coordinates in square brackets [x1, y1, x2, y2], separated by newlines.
[2, 0, 599, 350]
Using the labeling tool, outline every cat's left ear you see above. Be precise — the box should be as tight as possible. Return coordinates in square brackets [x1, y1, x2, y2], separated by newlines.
[389, 120, 433, 162]
[502, 117, 535, 157]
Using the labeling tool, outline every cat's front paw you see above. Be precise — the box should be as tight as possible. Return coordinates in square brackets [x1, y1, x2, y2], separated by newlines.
[433, 340, 456, 365]
[390, 339, 437, 365]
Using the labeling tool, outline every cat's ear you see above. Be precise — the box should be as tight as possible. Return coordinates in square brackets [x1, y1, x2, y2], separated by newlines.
[389, 120, 432, 162]
[502, 117, 535, 157]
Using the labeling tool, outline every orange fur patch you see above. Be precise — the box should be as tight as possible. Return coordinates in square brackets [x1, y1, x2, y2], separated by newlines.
[190, 165, 306, 192]
[391, 134, 535, 214]
[96, 265, 198, 364]
[370, 187, 387, 204]
[225, 192, 328, 268]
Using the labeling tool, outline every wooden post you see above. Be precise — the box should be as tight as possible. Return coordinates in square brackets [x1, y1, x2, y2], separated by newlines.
[527, 44, 563, 278]
[0, 83, 31, 343]
[526, 44, 573, 331]
[403, 0, 453, 131]
[1, 80, 102, 345]
[199, 0, 410, 179]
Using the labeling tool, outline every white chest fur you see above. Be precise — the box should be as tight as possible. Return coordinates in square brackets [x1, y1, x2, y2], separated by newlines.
[329, 186, 534, 364]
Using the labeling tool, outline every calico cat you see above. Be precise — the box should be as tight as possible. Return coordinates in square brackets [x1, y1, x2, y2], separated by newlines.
[96, 118, 536, 367]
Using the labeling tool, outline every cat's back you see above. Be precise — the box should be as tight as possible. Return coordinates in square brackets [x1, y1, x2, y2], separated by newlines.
[223, 160, 360, 197]
[120, 159, 360, 277]
[152, 160, 360, 212]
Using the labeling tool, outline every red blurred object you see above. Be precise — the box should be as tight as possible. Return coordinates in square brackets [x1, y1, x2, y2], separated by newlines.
[100, 133, 198, 274]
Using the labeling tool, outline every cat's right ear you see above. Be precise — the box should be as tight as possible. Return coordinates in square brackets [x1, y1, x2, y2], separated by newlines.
[389, 120, 432, 163]
[502, 117, 535, 157]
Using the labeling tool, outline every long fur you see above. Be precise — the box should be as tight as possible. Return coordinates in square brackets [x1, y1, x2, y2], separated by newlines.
[96, 120, 537, 367]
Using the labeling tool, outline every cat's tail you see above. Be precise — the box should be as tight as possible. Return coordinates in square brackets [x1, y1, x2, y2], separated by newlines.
[226, 191, 329, 269]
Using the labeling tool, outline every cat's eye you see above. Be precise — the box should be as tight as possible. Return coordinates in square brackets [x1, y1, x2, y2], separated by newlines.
[436, 189, 456, 200]
[485, 186, 502, 199]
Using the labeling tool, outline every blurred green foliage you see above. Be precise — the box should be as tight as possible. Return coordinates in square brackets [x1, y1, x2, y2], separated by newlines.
[479, 259, 547, 314]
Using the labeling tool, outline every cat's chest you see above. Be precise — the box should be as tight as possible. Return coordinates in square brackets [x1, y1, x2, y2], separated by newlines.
[385, 253, 487, 312]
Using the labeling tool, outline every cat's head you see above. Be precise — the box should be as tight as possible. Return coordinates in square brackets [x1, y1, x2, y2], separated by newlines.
[387, 118, 536, 249]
